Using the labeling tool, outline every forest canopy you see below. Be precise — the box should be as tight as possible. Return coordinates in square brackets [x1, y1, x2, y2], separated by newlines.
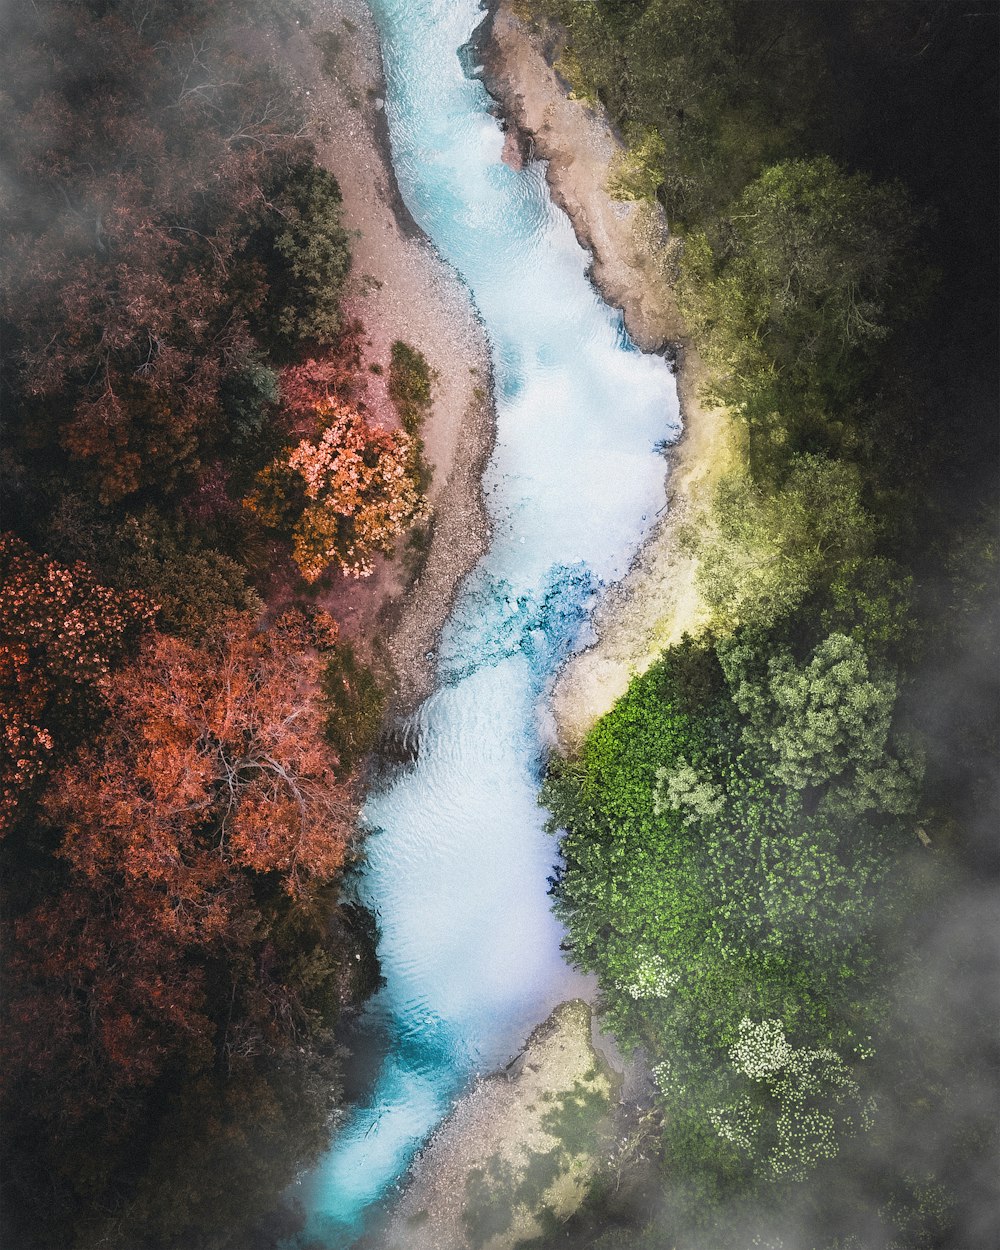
[527, 1, 999, 1246]
[0, 2, 420, 1246]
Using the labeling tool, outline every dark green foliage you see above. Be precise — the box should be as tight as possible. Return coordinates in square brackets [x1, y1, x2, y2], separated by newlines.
[387, 342, 436, 502]
[677, 157, 927, 411]
[221, 355, 280, 451]
[538, 0, 827, 227]
[108, 511, 264, 641]
[533, 0, 997, 500]
[388, 340, 434, 434]
[816, 557, 915, 656]
[321, 643, 386, 776]
[259, 163, 352, 351]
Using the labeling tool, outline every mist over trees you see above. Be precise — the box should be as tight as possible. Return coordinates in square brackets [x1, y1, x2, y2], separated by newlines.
[0, 0, 996, 1246]
[0, 2, 421, 1246]
[527, 1, 999, 1246]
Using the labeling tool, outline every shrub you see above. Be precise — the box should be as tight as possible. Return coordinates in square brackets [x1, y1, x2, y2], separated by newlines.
[388, 340, 433, 434]
[321, 643, 385, 776]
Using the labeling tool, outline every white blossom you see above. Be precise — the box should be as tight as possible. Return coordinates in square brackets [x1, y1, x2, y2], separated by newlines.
[712, 1017, 870, 1181]
[618, 954, 680, 1000]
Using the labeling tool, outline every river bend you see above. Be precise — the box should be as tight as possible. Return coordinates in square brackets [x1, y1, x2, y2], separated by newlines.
[297, 1, 679, 1242]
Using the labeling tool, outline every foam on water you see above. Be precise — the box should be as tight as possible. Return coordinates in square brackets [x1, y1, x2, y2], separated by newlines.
[294, 1, 680, 1243]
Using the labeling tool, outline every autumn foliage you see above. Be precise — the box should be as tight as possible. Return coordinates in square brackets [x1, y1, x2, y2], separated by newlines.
[278, 334, 366, 433]
[0, 1, 411, 1242]
[51, 610, 352, 901]
[0, 534, 154, 833]
[246, 398, 427, 580]
[2, 609, 359, 1243]
[0, 3, 343, 505]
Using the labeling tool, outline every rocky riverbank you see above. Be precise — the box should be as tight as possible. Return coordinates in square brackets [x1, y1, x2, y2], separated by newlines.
[375, 1001, 617, 1250]
[270, 0, 496, 715]
[481, 0, 739, 749]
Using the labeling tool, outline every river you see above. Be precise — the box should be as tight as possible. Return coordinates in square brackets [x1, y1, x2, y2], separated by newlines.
[294, 1, 679, 1244]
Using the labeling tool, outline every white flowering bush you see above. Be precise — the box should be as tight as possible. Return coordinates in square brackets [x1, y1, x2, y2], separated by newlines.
[709, 1096, 759, 1153]
[729, 1017, 795, 1079]
[618, 954, 680, 1000]
[651, 1057, 681, 1096]
[710, 1017, 872, 1181]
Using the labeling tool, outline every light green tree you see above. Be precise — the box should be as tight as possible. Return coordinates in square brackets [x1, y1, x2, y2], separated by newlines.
[678, 156, 924, 403]
[762, 632, 896, 789]
[607, 127, 666, 202]
[653, 758, 725, 825]
[720, 631, 922, 813]
[691, 454, 875, 630]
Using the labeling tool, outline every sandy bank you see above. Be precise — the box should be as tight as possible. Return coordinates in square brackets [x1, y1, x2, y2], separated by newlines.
[274, 0, 495, 715]
[481, 1, 738, 749]
[376, 1001, 616, 1250]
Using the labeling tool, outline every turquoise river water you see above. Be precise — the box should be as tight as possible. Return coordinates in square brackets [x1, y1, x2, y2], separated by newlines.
[295, 0, 679, 1243]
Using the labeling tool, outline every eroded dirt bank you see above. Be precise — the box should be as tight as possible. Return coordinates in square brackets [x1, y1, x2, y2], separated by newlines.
[481, 0, 738, 749]
[273, 0, 496, 714]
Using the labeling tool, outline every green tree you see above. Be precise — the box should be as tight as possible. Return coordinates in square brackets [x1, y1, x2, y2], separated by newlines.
[261, 163, 352, 350]
[220, 354, 280, 450]
[321, 643, 386, 777]
[678, 157, 925, 404]
[388, 340, 433, 434]
[543, 633, 917, 1201]
[691, 454, 875, 630]
[722, 631, 897, 788]
[717, 630, 923, 817]
[540, 0, 826, 226]
[606, 127, 666, 202]
[108, 511, 263, 642]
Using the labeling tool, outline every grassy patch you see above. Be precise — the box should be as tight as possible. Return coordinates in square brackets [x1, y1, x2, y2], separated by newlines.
[389, 340, 434, 434]
[320, 642, 385, 776]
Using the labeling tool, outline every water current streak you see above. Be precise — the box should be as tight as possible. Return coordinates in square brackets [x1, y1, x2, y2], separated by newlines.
[295, 0, 679, 1243]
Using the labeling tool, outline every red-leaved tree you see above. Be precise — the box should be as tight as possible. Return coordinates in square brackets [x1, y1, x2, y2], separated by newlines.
[51, 609, 351, 901]
[0, 534, 155, 833]
[245, 400, 426, 580]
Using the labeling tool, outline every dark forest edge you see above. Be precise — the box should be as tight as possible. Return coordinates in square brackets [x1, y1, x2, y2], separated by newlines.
[0, 2, 433, 1246]
[520, 1, 999, 1247]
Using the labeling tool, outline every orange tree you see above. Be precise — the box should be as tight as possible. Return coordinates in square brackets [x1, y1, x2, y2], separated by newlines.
[246, 399, 427, 580]
[2, 609, 363, 1242]
[0, 534, 154, 833]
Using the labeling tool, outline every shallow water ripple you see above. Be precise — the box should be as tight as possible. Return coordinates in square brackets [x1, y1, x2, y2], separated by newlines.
[294, 0, 679, 1244]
